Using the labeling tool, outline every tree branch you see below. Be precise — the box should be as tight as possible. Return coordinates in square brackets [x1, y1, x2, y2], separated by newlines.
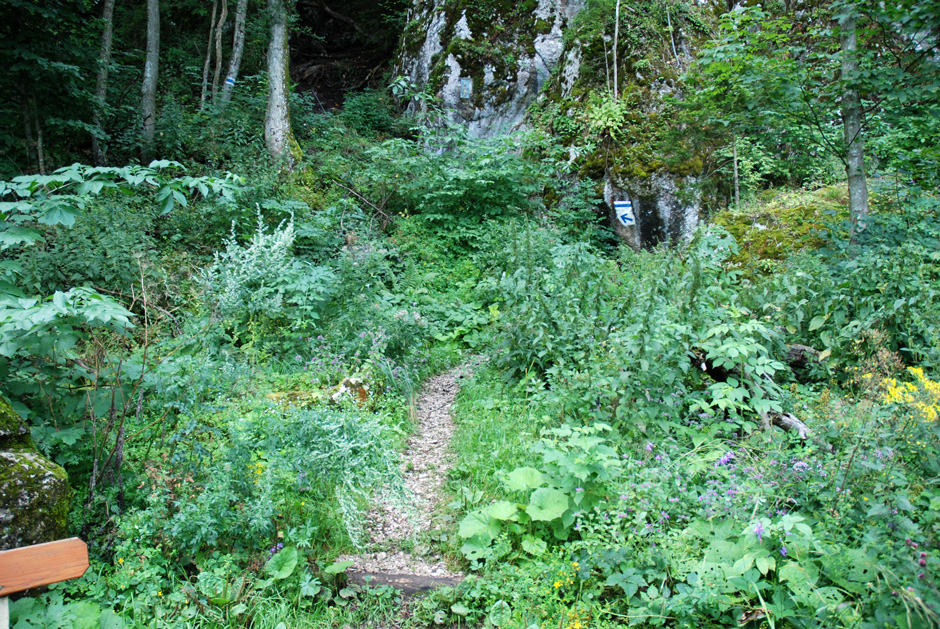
[320, 1, 362, 33]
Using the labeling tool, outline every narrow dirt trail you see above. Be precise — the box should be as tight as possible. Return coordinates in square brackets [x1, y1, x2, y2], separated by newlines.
[339, 358, 483, 584]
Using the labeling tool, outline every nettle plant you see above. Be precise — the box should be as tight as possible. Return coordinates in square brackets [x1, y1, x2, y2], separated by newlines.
[458, 423, 623, 565]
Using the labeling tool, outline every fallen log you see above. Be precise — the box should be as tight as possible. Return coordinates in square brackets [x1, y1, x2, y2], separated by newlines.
[758, 410, 809, 440]
[691, 347, 816, 442]
[784, 344, 827, 370]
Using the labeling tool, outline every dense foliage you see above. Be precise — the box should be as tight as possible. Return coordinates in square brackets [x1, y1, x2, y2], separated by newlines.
[2, 0, 940, 628]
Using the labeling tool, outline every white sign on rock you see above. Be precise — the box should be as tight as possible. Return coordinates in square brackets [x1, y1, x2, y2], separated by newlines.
[614, 200, 635, 226]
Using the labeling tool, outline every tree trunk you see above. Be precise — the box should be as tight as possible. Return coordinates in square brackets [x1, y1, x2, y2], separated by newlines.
[20, 91, 36, 171]
[141, 0, 160, 162]
[839, 12, 869, 242]
[92, 0, 116, 166]
[264, 0, 300, 168]
[212, 0, 228, 101]
[613, 0, 620, 100]
[220, 0, 248, 106]
[666, 5, 680, 67]
[200, 0, 218, 110]
[34, 100, 45, 176]
[732, 134, 740, 208]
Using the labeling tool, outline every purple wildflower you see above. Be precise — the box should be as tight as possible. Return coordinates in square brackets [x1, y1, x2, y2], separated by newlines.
[780, 546, 787, 557]
[754, 522, 765, 543]
[715, 451, 735, 467]
[646, 442, 655, 452]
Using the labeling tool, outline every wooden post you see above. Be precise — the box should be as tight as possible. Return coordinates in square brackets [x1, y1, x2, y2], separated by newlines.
[0, 538, 89, 629]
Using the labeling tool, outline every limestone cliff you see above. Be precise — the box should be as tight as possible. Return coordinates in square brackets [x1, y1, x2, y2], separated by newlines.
[396, 0, 711, 249]
[397, 0, 584, 137]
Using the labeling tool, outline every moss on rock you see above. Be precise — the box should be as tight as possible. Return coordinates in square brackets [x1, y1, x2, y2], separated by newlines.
[0, 394, 71, 550]
[0, 396, 30, 451]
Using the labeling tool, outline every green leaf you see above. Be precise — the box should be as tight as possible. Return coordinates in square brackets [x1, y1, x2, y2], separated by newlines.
[75, 180, 106, 196]
[460, 538, 489, 560]
[451, 604, 471, 616]
[488, 600, 511, 627]
[808, 315, 827, 331]
[486, 501, 518, 521]
[265, 547, 299, 580]
[504, 467, 544, 492]
[0, 226, 43, 249]
[521, 535, 547, 556]
[38, 205, 78, 227]
[527, 488, 569, 521]
[458, 511, 497, 539]
[779, 562, 814, 598]
[323, 559, 354, 575]
[606, 569, 647, 598]
[99, 610, 127, 629]
[756, 555, 775, 575]
[70, 601, 102, 629]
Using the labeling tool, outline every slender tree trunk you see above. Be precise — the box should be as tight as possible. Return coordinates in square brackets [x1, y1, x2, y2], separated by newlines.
[200, 0, 217, 109]
[732, 134, 740, 208]
[264, 0, 300, 168]
[839, 12, 869, 241]
[613, 0, 620, 100]
[34, 100, 45, 175]
[220, 0, 248, 106]
[141, 0, 160, 162]
[92, 0, 116, 166]
[20, 91, 36, 171]
[212, 0, 228, 101]
[666, 5, 680, 67]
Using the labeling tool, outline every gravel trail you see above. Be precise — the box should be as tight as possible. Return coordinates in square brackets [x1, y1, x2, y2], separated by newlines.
[339, 358, 483, 580]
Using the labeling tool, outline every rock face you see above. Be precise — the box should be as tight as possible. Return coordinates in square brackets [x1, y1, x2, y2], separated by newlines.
[398, 0, 585, 138]
[605, 172, 700, 251]
[0, 395, 71, 550]
[396, 0, 703, 248]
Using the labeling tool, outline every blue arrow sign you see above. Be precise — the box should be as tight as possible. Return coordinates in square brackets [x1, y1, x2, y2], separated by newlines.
[614, 200, 635, 226]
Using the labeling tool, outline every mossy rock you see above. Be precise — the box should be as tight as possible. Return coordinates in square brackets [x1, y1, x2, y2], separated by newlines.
[712, 195, 839, 275]
[0, 397, 30, 451]
[0, 394, 71, 550]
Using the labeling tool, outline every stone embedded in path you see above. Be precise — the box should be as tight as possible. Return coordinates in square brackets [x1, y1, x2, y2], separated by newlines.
[347, 571, 463, 595]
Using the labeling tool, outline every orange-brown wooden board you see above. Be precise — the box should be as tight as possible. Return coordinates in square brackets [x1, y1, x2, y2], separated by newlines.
[0, 538, 89, 596]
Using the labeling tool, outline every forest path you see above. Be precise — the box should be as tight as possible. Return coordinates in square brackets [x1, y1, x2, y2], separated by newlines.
[338, 358, 484, 591]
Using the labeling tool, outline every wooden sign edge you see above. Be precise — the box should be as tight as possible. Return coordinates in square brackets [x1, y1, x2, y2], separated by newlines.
[0, 537, 89, 596]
